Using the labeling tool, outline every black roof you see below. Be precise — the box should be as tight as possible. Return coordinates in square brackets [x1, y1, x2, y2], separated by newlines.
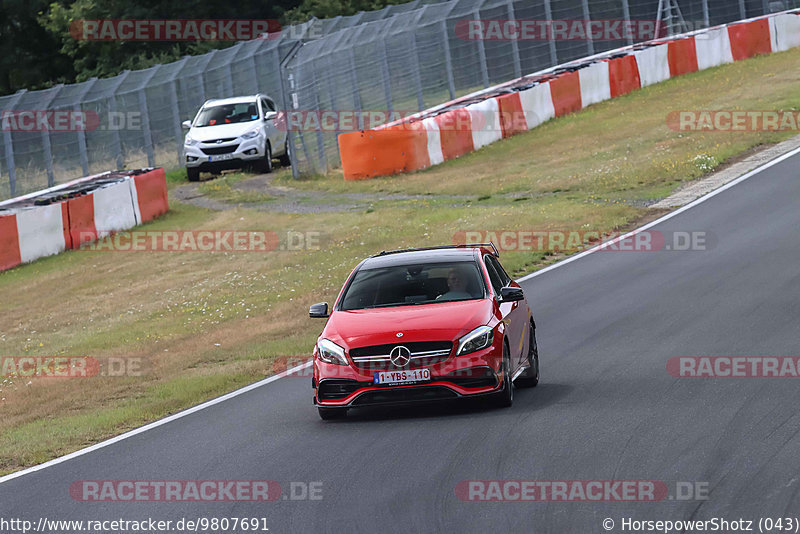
[361, 248, 480, 270]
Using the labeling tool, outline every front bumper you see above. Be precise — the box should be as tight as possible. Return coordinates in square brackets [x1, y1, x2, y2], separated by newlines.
[313, 345, 503, 408]
[183, 137, 264, 169]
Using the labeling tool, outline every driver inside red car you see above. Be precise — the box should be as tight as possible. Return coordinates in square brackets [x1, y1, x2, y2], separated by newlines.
[437, 266, 473, 301]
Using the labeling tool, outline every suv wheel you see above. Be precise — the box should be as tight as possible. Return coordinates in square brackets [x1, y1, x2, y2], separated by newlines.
[187, 167, 200, 182]
[257, 142, 273, 174]
[278, 139, 291, 167]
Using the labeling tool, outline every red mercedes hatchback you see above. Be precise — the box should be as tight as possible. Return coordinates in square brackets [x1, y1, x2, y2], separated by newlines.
[309, 244, 539, 420]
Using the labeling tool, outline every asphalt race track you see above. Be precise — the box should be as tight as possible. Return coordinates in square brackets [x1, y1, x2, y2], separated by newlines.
[2, 149, 800, 533]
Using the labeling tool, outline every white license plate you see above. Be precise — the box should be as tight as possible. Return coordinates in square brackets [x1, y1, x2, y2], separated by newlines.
[208, 154, 234, 162]
[374, 368, 431, 386]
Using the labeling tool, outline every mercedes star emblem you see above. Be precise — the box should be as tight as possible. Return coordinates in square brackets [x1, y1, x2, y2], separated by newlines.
[389, 345, 411, 367]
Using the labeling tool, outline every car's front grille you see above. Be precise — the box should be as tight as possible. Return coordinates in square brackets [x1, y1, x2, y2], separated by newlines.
[350, 386, 458, 406]
[349, 341, 452, 371]
[204, 137, 237, 144]
[201, 145, 239, 155]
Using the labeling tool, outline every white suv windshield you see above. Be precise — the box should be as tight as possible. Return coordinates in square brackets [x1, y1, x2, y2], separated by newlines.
[195, 102, 259, 127]
[340, 262, 486, 311]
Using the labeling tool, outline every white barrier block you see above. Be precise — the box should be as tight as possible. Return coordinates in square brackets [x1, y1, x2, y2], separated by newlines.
[94, 180, 138, 237]
[578, 61, 611, 108]
[421, 117, 444, 166]
[467, 98, 502, 150]
[127, 177, 143, 225]
[634, 44, 671, 87]
[694, 27, 733, 70]
[518, 83, 555, 130]
[16, 204, 66, 263]
[769, 13, 800, 52]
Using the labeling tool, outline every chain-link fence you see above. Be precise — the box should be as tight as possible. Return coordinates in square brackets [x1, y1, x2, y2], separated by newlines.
[1, 0, 794, 199]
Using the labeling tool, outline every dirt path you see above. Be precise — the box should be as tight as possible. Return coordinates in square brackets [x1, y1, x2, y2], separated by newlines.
[173, 173, 523, 213]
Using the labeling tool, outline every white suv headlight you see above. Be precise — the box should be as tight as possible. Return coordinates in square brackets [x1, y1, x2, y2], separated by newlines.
[241, 129, 260, 139]
[317, 339, 348, 365]
[456, 326, 494, 356]
[184, 136, 197, 146]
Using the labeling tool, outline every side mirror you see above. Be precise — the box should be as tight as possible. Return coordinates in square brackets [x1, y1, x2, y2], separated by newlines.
[499, 286, 524, 303]
[264, 111, 278, 121]
[181, 120, 192, 129]
[309, 302, 329, 318]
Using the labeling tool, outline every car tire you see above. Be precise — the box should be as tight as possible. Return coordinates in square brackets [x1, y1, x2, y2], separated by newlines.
[187, 167, 200, 182]
[257, 142, 273, 174]
[515, 323, 540, 388]
[278, 139, 291, 167]
[318, 407, 348, 420]
[492, 342, 514, 408]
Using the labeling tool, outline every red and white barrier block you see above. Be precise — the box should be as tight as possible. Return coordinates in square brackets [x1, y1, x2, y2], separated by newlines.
[339, 11, 800, 180]
[0, 168, 168, 271]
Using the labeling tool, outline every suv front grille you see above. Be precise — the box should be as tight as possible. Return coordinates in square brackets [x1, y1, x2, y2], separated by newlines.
[349, 341, 452, 371]
[201, 145, 239, 155]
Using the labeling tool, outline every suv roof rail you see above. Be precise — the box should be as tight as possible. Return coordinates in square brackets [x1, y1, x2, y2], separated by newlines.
[374, 243, 499, 258]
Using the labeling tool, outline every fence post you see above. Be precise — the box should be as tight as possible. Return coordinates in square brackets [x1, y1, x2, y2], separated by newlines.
[323, 61, 342, 162]
[472, 9, 491, 87]
[738, 0, 746, 19]
[38, 84, 64, 187]
[380, 38, 395, 112]
[620, 0, 634, 46]
[580, 0, 595, 56]
[169, 58, 189, 167]
[2, 90, 26, 197]
[107, 71, 131, 170]
[440, 20, 457, 100]
[409, 7, 428, 110]
[702, 0, 710, 28]
[277, 20, 316, 179]
[507, 1, 523, 78]
[542, 0, 559, 65]
[136, 66, 161, 168]
[347, 48, 365, 130]
[309, 63, 327, 173]
[75, 78, 98, 176]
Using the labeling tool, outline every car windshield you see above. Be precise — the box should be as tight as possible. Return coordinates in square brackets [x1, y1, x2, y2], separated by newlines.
[195, 103, 259, 127]
[339, 261, 486, 311]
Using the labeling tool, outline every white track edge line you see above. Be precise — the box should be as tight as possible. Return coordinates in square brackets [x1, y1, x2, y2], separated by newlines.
[0, 360, 313, 485]
[4, 143, 800, 486]
[517, 145, 800, 283]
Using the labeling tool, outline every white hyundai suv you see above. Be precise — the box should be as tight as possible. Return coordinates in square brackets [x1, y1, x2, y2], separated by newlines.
[182, 94, 289, 181]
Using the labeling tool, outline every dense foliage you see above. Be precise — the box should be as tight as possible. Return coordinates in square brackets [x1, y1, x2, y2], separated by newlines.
[0, 0, 405, 95]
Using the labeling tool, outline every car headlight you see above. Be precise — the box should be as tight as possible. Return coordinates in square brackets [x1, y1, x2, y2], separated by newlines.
[241, 129, 260, 139]
[456, 326, 494, 356]
[184, 136, 197, 146]
[317, 339, 348, 365]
